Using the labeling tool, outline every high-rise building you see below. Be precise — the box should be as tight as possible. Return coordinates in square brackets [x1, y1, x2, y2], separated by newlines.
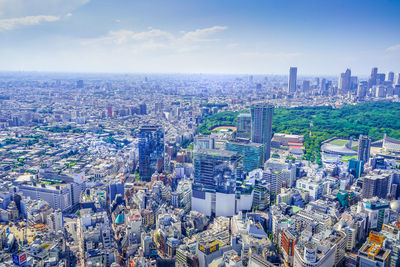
[251, 103, 274, 162]
[358, 135, 371, 162]
[47, 209, 63, 233]
[348, 158, 364, 178]
[236, 113, 252, 139]
[338, 69, 351, 94]
[288, 67, 297, 93]
[358, 199, 390, 231]
[191, 149, 247, 217]
[302, 80, 310, 92]
[139, 103, 147, 115]
[138, 125, 164, 181]
[192, 149, 240, 191]
[225, 141, 263, 172]
[386, 72, 394, 83]
[369, 67, 378, 88]
[357, 81, 368, 99]
[320, 78, 327, 91]
[361, 173, 390, 199]
[107, 105, 113, 118]
[395, 73, 400, 85]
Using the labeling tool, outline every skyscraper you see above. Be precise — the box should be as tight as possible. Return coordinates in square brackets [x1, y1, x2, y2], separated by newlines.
[139, 103, 147, 115]
[236, 113, 252, 139]
[394, 73, 400, 85]
[302, 80, 310, 92]
[338, 69, 351, 94]
[358, 135, 371, 163]
[288, 67, 297, 93]
[107, 105, 113, 118]
[369, 67, 378, 88]
[386, 72, 394, 83]
[251, 103, 274, 162]
[357, 81, 368, 99]
[138, 125, 164, 181]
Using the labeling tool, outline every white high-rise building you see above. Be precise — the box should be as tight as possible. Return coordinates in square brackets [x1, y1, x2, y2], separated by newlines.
[288, 67, 297, 93]
[394, 73, 400, 85]
[47, 209, 63, 233]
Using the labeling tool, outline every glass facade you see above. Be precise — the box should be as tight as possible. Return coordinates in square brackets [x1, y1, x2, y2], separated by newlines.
[139, 125, 164, 181]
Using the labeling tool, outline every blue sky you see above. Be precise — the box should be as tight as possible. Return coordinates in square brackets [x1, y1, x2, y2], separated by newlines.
[0, 0, 399, 75]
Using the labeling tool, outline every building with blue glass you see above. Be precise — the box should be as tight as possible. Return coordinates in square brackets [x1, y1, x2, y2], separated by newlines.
[139, 125, 164, 181]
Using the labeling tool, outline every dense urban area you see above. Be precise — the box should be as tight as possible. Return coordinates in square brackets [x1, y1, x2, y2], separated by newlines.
[0, 67, 400, 267]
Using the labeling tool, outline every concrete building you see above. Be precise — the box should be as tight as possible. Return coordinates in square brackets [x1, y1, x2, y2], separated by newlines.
[357, 232, 390, 267]
[362, 173, 390, 199]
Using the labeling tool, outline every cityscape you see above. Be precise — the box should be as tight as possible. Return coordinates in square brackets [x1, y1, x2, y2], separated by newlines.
[1, 1, 400, 267]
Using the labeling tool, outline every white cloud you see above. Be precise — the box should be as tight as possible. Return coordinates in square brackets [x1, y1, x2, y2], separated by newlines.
[386, 44, 400, 52]
[0, 0, 90, 18]
[181, 25, 228, 41]
[0, 15, 60, 31]
[81, 26, 229, 53]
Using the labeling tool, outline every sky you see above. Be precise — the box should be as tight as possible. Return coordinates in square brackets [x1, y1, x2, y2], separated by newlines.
[0, 0, 399, 75]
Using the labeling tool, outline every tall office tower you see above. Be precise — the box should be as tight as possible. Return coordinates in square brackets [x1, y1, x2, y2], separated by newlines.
[338, 69, 351, 94]
[288, 67, 297, 93]
[357, 81, 368, 99]
[358, 135, 371, 162]
[251, 103, 274, 162]
[361, 173, 390, 199]
[315, 77, 320, 87]
[320, 78, 327, 91]
[236, 113, 252, 139]
[377, 73, 386, 85]
[395, 73, 400, 85]
[350, 76, 358, 91]
[386, 72, 394, 83]
[138, 125, 164, 181]
[302, 80, 310, 92]
[139, 103, 147, 115]
[107, 105, 113, 118]
[369, 67, 378, 88]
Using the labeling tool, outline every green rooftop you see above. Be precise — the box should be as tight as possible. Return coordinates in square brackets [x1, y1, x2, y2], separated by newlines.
[291, 206, 303, 214]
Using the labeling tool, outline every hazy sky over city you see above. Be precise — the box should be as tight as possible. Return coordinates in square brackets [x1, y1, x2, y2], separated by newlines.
[0, 0, 399, 75]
